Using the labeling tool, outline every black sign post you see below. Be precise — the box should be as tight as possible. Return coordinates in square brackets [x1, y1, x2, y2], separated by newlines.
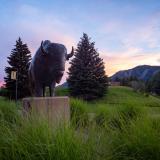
[15, 70, 18, 106]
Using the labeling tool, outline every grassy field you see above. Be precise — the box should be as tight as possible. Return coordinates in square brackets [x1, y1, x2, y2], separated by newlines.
[0, 86, 160, 160]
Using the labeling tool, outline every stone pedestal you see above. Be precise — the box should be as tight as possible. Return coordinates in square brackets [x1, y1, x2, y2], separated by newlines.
[22, 97, 70, 124]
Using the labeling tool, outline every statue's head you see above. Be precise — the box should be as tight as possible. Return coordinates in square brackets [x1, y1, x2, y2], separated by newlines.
[40, 40, 74, 83]
[40, 40, 74, 61]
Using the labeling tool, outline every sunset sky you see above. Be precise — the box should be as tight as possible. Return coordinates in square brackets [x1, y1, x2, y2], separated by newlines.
[0, 0, 160, 85]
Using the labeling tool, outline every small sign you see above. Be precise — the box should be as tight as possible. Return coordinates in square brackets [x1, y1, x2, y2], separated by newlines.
[11, 71, 17, 80]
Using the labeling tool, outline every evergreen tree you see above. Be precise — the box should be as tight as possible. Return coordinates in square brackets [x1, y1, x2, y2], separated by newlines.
[67, 33, 108, 100]
[4, 37, 31, 99]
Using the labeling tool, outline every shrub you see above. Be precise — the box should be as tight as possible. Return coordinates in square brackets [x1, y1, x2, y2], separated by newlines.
[55, 88, 69, 96]
[0, 87, 8, 97]
[131, 80, 146, 93]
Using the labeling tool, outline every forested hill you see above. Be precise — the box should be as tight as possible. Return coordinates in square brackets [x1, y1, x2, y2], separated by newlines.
[110, 65, 160, 81]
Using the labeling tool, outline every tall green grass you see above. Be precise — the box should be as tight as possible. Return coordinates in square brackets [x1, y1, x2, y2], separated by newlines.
[0, 87, 160, 160]
[0, 117, 93, 160]
[0, 97, 20, 124]
[70, 98, 89, 127]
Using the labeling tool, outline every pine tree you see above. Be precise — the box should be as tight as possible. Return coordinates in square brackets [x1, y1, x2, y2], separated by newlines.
[4, 37, 31, 99]
[67, 33, 108, 101]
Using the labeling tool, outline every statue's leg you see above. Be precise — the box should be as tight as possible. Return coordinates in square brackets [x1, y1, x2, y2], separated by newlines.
[34, 83, 43, 97]
[43, 85, 45, 97]
[49, 82, 56, 96]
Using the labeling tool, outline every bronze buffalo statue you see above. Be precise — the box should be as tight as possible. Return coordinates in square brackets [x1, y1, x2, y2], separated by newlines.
[29, 40, 74, 97]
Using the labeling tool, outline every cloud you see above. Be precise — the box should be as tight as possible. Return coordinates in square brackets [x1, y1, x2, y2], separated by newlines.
[17, 4, 77, 52]
[99, 10, 160, 76]
[0, 4, 77, 84]
[100, 10, 160, 52]
[102, 50, 160, 76]
[122, 23, 159, 49]
[100, 11, 160, 76]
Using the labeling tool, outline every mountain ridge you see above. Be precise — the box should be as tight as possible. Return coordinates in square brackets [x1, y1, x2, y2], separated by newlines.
[110, 65, 160, 81]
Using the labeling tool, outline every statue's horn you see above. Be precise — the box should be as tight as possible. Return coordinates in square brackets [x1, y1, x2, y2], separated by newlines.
[66, 46, 74, 60]
[41, 41, 47, 54]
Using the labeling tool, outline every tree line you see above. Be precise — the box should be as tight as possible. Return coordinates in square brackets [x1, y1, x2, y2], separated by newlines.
[1, 34, 108, 100]
[113, 75, 160, 95]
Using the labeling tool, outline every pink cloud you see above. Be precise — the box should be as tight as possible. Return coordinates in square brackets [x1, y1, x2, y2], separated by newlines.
[18, 4, 76, 50]
[102, 51, 160, 76]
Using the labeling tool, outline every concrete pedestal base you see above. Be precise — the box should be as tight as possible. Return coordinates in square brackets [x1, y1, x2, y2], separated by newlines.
[22, 97, 70, 124]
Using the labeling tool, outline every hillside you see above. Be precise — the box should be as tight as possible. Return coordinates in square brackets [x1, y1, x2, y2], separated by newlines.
[56, 86, 160, 114]
[80, 86, 160, 114]
[110, 65, 160, 81]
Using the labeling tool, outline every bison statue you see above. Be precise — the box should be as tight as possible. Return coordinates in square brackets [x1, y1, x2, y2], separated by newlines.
[29, 40, 74, 97]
